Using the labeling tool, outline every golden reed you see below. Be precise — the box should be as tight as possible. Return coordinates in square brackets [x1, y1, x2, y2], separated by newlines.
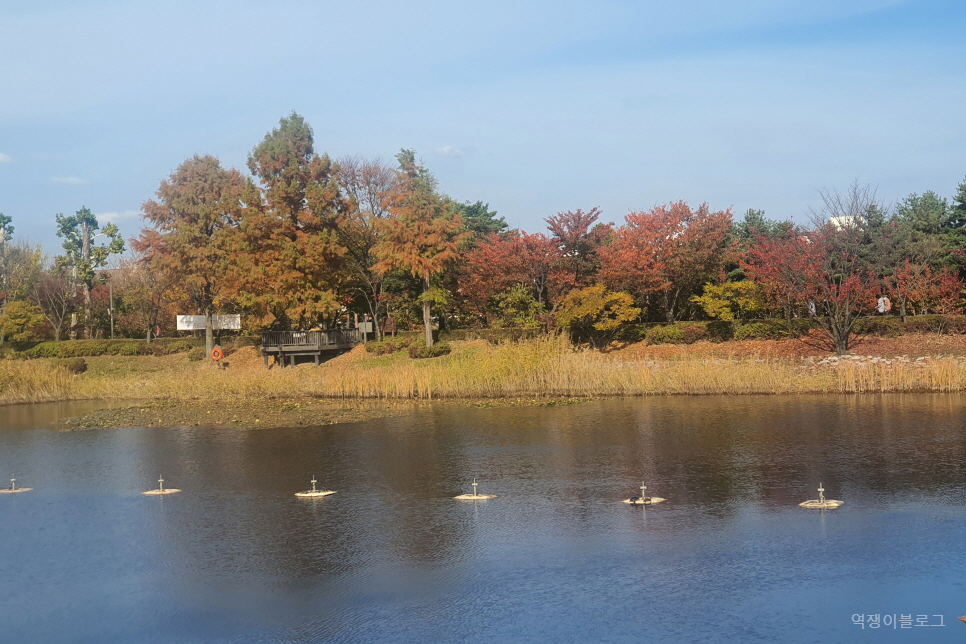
[3, 337, 966, 404]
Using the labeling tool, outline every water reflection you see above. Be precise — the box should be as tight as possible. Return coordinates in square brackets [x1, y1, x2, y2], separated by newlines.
[2, 394, 966, 642]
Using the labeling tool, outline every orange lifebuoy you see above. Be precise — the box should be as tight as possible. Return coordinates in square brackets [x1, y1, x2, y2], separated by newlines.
[211, 347, 223, 361]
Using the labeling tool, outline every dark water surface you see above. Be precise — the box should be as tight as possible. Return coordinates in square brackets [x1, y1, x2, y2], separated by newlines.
[2, 395, 966, 643]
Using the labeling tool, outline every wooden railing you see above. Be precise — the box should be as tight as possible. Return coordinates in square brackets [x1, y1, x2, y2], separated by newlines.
[261, 329, 361, 349]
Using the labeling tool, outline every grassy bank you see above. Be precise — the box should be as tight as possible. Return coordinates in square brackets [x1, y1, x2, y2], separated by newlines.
[4, 336, 966, 407]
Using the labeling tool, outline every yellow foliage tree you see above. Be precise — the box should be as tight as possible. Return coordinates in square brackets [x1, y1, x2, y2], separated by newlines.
[554, 285, 640, 345]
[690, 281, 764, 331]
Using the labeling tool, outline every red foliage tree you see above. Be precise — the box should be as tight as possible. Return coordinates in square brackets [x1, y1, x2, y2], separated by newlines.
[459, 231, 576, 323]
[600, 201, 731, 322]
[544, 208, 612, 286]
[744, 223, 880, 354]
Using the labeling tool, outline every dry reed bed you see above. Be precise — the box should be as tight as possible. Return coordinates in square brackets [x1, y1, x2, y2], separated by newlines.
[3, 339, 966, 405]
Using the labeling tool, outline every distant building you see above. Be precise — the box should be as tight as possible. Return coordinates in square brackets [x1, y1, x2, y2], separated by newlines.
[828, 215, 865, 230]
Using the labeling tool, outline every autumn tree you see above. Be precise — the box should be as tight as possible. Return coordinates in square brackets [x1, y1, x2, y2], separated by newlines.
[336, 155, 397, 339]
[690, 281, 764, 332]
[920, 267, 964, 315]
[55, 206, 124, 337]
[31, 268, 77, 342]
[111, 258, 175, 342]
[601, 201, 732, 323]
[459, 230, 574, 324]
[0, 241, 44, 343]
[239, 113, 348, 330]
[726, 209, 791, 280]
[136, 154, 245, 354]
[554, 284, 640, 346]
[545, 208, 612, 286]
[374, 149, 468, 347]
[744, 185, 886, 354]
[0, 300, 46, 342]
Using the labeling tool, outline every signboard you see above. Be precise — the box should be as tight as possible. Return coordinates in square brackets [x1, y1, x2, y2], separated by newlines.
[357, 321, 373, 333]
[176, 315, 241, 331]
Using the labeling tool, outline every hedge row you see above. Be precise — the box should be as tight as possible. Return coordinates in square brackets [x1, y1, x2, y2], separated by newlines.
[23, 338, 203, 359]
[634, 315, 966, 345]
[852, 315, 966, 337]
[364, 336, 417, 355]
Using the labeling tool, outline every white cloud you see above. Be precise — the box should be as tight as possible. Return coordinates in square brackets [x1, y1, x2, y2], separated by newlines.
[433, 145, 463, 157]
[0, 153, 11, 163]
[50, 176, 87, 185]
[97, 210, 139, 223]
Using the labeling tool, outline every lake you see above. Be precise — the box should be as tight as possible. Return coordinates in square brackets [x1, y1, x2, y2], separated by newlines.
[1, 395, 965, 643]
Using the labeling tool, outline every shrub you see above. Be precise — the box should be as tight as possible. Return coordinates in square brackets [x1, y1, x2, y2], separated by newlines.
[365, 336, 415, 355]
[365, 340, 392, 355]
[165, 340, 193, 353]
[408, 341, 452, 359]
[902, 320, 930, 334]
[788, 319, 819, 336]
[118, 343, 140, 356]
[186, 347, 207, 361]
[680, 325, 707, 344]
[733, 322, 789, 341]
[852, 317, 902, 337]
[705, 320, 734, 342]
[645, 325, 685, 345]
[25, 342, 62, 358]
[52, 358, 87, 374]
[613, 324, 652, 342]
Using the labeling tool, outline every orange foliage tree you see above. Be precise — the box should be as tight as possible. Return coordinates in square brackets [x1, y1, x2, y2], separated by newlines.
[237, 113, 348, 330]
[135, 154, 245, 354]
[374, 150, 468, 347]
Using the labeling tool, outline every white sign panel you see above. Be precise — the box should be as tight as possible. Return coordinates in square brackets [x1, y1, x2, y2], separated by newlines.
[176, 315, 242, 330]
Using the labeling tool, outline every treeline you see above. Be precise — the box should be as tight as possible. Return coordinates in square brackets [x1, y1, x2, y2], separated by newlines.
[2, 112, 966, 355]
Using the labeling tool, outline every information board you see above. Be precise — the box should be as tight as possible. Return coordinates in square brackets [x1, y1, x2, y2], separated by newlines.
[176, 315, 242, 330]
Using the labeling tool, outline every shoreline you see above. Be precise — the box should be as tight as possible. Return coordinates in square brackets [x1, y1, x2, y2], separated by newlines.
[6, 338, 966, 430]
[57, 396, 594, 430]
[53, 387, 965, 430]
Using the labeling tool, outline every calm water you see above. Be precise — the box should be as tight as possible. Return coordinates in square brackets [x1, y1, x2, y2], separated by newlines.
[2, 395, 966, 643]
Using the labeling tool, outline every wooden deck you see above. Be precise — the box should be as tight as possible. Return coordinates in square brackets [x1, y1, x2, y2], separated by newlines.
[260, 330, 361, 368]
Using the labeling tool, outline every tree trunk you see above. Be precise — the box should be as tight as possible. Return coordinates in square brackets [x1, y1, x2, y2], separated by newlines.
[54, 326, 61, 342]
[205, 308, 214, 359]
[374, 281, 384, 341]
[81, 221, 92, 339]
[146, 326, 152, 344]
[422, 275, 433, 348]
[900, 299, 907, 323]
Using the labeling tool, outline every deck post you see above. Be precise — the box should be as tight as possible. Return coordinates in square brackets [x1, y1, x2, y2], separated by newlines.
[263, 352, 268, 369]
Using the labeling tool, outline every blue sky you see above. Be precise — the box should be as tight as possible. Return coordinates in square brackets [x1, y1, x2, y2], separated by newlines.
[2, 0, 965, 256]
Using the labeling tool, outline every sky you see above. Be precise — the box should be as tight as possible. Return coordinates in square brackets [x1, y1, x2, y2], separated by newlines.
[1, 0, 965, 256]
